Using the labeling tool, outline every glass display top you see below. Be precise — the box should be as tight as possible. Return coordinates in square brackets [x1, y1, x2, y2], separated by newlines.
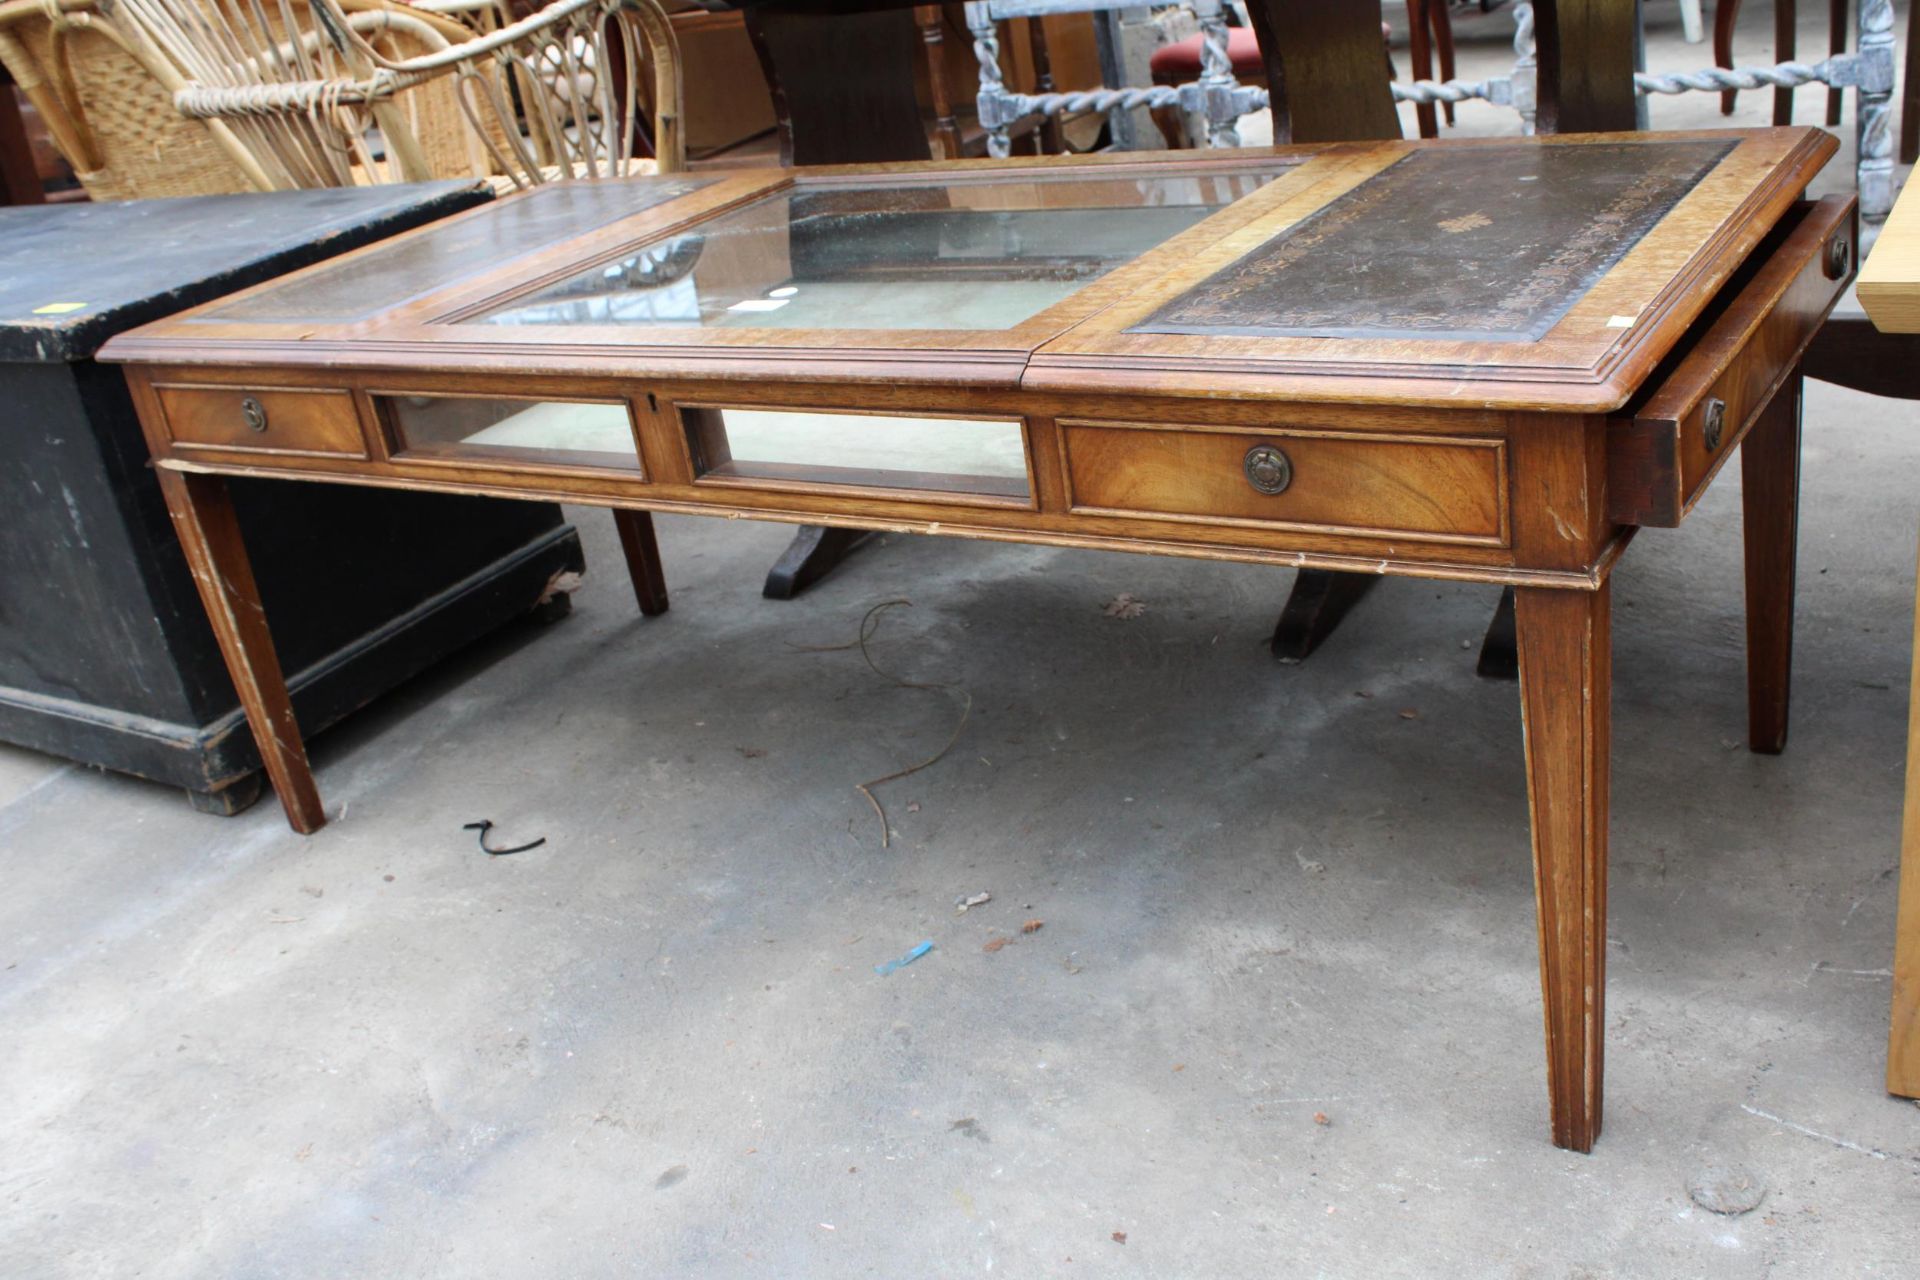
[199, 177, 714, 324]
[470, 169, 1284, 332]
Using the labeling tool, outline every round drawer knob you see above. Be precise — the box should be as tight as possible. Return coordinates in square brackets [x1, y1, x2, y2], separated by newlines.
[240, 396, 268, 434]
[1702, 397, 1726, 453]
[1826, 234, 1851, 280]
[1243, 443, 1292, 496]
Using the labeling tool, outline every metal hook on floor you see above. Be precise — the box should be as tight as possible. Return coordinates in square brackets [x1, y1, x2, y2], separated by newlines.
[463, 820, 546, 856]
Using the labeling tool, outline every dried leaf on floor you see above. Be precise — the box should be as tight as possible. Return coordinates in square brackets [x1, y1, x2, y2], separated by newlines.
[1021, 919, 1044, 934]
[983, 937, 1011, 953]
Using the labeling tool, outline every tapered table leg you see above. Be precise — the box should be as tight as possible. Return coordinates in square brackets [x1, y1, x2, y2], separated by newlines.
[1888, 528, 1920, 1098]
[1742, 372, 1802, 754]
[1515, 582, 1612, 1153]
[612, 509, 670, 617]
[156, 469, 326, 833]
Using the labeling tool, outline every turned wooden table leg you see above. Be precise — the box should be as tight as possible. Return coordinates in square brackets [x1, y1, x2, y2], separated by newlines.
[1515, 582, 1612, 1152]
[612, 509, 670, 616]
[1888, 528, 1920, 1097]
[156, 469, 326, 833]
[1742, 371, 1802, 754]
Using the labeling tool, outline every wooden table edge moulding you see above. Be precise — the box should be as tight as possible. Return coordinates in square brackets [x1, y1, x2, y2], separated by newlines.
[1855, 173, 1920, 1103]
[101, 131, 1855, 1152]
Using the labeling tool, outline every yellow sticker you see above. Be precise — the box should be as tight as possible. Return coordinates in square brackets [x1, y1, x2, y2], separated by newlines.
[32, 302, 88, 315]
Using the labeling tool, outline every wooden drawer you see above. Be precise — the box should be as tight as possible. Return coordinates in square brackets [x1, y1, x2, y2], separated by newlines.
[1057, 419, 1508, 545]
[156, 384, 368, 458]
[1609, 194, 1855, 527]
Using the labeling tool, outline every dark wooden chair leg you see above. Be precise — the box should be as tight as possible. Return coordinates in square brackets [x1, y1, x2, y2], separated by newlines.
[156, 468, 326, 833]
[1269, 568, 1379, 663]
[1714, 0, 1741, 115]
[1025, 15, 1066, 154]
[1407, 0, 1439, 138]
[1432, 0, 1456, 126]
[1773, 0, 1798, 125]
[1515, 581, 1612, 1154]
[1741, 370, 1802, 755]
[1827, 0, 1847, 126]
[763, 525, 874, 600]
[1477, 586, 1519, 679]
[613, 509, 670, 616]
[0, 74, 44, 207]
[1902, 0, 1920, 163]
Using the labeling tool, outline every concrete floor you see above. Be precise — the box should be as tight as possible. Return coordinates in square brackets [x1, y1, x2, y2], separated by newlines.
[9, 5, 1920, 1278]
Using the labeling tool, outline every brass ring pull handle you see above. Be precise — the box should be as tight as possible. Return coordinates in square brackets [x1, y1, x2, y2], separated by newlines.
[240, 396, 268, 434]
[1702, 397, 1726, 453]
[1243, 443, 1292, 495]
[1825, 234, 1851, 280]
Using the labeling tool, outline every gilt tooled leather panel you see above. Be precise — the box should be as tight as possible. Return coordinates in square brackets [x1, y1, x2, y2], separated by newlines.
[1129, 140, 1737, 343]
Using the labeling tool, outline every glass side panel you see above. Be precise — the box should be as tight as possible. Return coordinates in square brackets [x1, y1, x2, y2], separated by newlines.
[201, 177, 712, 323]
[1130, 139, 1737, 343]
[384, 396, 639, 470]
[472, 168, 1286, 332]
[684, 407, 1029, 500]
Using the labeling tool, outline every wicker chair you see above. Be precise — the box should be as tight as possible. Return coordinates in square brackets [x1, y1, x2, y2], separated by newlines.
[0, 0, 682, 200]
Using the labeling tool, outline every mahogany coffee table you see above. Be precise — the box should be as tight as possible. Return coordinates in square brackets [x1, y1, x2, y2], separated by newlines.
[103, 130, 1852, 1151]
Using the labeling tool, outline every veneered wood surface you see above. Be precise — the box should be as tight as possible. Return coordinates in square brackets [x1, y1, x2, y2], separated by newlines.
[134, 365, 1570, 585]
[99, 131, 1834, 412]
[112, 152, 1306, 389]
[1030, 129, 1836, 410]
[1057, 419, 1506, 544]
[158, 384, 368, 459]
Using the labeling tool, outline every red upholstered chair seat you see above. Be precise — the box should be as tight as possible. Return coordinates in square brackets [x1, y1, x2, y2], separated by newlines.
[1147, 27, 1265, 84]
